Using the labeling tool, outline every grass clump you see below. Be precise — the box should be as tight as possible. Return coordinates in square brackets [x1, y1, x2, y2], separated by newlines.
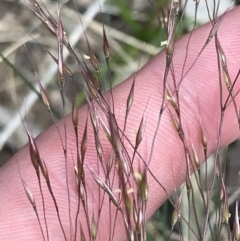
[1, 0, 240, 241]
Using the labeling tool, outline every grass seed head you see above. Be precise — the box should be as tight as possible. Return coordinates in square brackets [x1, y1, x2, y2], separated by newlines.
[234, 200, 240, 240]
[126, 80, 135, 112]
[91, 215, 97, 241]
[22, 179, 36, 208]
[191, 143, 200, 168]
[139, 171, 148, 201]
[103, 25, 110, 59]
[200, 125, 207, 151]
[39, 158, 49, 183]
[171, 208, 180, 227]
[135, 115, 146, 150]
[222, 197, 230, 224]
[87, 40, 99, 72]
[186, 175, 191, 192]
[72, 96, 78, 129]
[81, 120, 88, 160]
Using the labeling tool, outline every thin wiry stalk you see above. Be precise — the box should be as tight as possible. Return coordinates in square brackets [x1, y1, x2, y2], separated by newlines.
[56, 7, 72, 240]
[180, 0, 199, 81]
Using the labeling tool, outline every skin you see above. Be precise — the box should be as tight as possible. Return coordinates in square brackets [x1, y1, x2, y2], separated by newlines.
[1, 5, 240, 241]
